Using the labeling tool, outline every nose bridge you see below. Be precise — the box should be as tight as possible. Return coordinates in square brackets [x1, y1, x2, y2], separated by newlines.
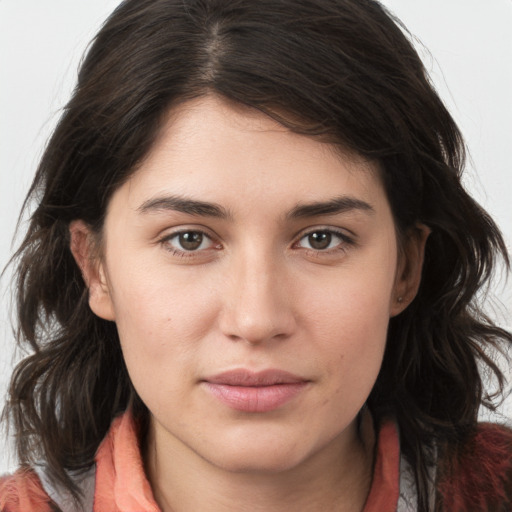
[221, 242, 295, 344]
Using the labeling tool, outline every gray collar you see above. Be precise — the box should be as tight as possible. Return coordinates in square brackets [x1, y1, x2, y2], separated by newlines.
[35, 451, 434, 511]
[34, 464, 96, 512]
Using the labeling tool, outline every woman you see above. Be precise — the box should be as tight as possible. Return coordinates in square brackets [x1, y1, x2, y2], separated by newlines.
[1, 0, 511, 511]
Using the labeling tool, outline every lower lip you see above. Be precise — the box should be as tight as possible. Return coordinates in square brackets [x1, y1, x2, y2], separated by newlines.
[203, 382, 308, 413]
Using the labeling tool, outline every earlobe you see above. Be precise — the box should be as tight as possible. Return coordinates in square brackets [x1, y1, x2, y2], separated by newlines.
[69, 220, 116, 321]
[390, 223, 431, 317]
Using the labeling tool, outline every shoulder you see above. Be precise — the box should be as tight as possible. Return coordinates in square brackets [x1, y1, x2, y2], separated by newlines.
[0, 465, 95, 512]
[0, 468, 55, 512]
[437, 422, 512, 511]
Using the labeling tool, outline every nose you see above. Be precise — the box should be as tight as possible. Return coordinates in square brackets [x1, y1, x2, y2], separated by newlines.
[219, 250, 297, 345]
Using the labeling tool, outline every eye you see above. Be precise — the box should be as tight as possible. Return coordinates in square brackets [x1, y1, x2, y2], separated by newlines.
[296, 229, 350, 251]
[163, 230, 216, 252]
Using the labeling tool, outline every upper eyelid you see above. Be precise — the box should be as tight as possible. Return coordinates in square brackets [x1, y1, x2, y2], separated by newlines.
[293, 225, 355, 241]
[159, 225, 217, 240]
[163, 229, 214, 241]
[293, 229, 354, 246]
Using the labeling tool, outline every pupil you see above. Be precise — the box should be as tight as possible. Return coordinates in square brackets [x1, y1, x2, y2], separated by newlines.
[309, 232, 331, 250]
[179, 232, 203, 250]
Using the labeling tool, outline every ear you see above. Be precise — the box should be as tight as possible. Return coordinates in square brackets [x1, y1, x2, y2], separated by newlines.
[390, 223, 430, 317]
[69, 220, 115, 321]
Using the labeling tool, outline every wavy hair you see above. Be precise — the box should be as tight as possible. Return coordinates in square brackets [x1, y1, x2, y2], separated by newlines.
[3, 0, 511, 509]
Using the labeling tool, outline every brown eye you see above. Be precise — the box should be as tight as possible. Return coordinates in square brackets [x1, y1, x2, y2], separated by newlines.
[164, 230, 215, 253]
[179, 232, 204, 251]
[297, 229, 349, 252]
[307, 232, 332, 250]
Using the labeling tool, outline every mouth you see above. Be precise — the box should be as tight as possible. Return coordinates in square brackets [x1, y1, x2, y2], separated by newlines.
[202, 369, 310, 413]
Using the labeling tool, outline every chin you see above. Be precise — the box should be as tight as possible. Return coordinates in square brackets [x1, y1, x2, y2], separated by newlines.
[211, 449, 307, 475]
[200, 428, 315, 474]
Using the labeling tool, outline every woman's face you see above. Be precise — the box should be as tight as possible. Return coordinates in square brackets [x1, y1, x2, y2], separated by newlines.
[75, 95, 424, 474]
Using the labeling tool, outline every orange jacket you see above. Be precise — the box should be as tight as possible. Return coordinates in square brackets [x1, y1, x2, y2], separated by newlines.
[1, 412, 511, 511]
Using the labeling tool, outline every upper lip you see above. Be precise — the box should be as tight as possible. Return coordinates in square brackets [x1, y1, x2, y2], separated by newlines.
[204, 369, 308, 386]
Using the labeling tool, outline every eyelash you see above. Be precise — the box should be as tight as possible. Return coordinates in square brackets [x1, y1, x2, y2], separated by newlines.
[159, 229, 219, 258]
[158, 227, 355, 259]
[294, 228, 355, 255]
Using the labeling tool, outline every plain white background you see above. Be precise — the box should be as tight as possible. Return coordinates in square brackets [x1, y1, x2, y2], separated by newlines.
[1, 1, 511, 474]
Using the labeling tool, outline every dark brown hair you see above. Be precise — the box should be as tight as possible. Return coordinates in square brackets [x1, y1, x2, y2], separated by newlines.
[3, 0, 511, 510]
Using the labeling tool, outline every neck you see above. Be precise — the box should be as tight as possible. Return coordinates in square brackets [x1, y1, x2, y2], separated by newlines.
[145, 412, 375, 512]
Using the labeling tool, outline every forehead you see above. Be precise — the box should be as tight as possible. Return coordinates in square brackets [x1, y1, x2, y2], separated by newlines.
[113, 95, 389, 217]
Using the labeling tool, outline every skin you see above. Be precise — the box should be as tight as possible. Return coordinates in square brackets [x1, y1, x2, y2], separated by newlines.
[71, 95, 428, 512]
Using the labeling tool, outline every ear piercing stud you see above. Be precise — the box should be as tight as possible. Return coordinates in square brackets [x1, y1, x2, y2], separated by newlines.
[397, 296, 404, 303]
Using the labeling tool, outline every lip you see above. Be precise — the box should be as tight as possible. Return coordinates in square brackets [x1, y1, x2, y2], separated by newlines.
[202, 369, 310, 413]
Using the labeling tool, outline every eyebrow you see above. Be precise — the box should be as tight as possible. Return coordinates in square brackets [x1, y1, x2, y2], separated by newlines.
[137, 195, 231, 219]
[286, 196, 375, 219]
[137, 194, 374, 220]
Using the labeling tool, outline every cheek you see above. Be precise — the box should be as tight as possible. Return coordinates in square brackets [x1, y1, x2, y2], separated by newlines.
[106, 260, 222, 377]
[306, 258, 395, 332]
[312, 299, 388, 382]
[307, 299, 388, 422]
[303, 256, 395, 380]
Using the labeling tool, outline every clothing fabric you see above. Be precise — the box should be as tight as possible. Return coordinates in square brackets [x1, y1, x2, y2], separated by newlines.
[1, 412, 511, 511]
